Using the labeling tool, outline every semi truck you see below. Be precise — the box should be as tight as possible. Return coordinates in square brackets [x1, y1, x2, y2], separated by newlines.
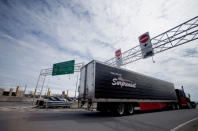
[78, 60, 196, 116]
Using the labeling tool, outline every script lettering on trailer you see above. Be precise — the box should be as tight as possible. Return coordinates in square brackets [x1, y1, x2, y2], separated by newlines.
[110, 72, 136, 88]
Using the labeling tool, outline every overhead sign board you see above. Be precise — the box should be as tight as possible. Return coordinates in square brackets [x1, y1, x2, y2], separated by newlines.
[115, 49, 122, 67]
[139, 32, 154, 58]
[52, 60, 75, 76]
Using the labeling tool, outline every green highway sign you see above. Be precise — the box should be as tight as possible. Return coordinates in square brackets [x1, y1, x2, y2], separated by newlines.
[52, 60, 75, 76]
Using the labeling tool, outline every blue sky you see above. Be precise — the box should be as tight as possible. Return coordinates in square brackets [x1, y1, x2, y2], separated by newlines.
[0, 0, 198, 101]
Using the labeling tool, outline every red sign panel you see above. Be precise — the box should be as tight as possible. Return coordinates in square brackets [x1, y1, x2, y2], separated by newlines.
[115, 49, 121, 57]
[139, 34, 149, 44]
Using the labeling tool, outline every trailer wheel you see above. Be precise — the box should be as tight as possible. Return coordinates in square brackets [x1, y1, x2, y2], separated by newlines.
[115, 103, 125, 116]
[126, 103, 134, 115]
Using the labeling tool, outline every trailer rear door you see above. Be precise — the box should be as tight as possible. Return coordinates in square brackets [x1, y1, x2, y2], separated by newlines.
[79, 61, 95, 100]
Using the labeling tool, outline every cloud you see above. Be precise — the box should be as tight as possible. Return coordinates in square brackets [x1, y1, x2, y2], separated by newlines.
[0, 0, 198, 101]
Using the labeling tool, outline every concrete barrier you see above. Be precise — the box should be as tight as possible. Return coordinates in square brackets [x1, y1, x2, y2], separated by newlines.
[0, 96, 33, 102]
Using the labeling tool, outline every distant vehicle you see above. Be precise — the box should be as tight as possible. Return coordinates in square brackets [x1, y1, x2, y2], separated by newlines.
[36, 96, 71, 108]
[66, 97, 73, 101]
[67, 97, 78, 101]
[78, 60, 196, 116]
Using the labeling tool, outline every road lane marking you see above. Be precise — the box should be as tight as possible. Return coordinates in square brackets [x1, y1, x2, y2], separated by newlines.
[170, 117, 198, 131]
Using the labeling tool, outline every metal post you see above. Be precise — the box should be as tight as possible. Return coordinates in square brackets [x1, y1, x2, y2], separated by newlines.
[39, 75, 46, 98]
[45, 87, 48, 96]
[66, 90, 69, 98]
[75, 73, 79, 98]
[181, 86, 184, 92]
[16, 86, 19, 96]
[33, 71, 41, 105]
[24, 84, 27, 94]
[47, 88, 50, 97]
[34, 71, 41, 97]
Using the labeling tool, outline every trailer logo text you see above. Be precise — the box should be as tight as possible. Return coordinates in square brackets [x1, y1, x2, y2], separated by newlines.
[112, 77, 136, 88]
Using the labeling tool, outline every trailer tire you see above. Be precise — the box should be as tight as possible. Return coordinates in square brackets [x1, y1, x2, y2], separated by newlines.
[126, 103, 134, 115]
[114, 103, 125, 116]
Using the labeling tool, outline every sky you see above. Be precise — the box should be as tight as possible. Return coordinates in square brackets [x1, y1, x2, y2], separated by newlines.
[0, 0, 198, 100]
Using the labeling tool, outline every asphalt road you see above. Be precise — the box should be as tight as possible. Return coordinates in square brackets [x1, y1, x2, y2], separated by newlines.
[0, 102, 33, 107]
[0, 106, 198, 131]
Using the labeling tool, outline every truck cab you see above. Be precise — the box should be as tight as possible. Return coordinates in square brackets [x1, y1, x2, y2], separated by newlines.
[175, 89, 196, 109]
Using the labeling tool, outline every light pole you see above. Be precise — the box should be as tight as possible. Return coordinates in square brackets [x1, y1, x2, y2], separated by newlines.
[75, 73, 79, 98]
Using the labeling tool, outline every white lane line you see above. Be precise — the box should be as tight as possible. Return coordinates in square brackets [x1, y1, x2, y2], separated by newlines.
[170, 117, 198, 131]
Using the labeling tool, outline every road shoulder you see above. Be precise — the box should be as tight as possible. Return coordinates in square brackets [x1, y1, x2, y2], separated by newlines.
[171, 117, 198, 131]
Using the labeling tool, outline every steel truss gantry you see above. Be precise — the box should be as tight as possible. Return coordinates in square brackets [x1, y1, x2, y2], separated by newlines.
[35, 62, 84, 97]
[105, 16, 198, 66]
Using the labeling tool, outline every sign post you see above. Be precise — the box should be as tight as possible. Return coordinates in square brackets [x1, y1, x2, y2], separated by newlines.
[115, 49, 122, 67]
[139, 32, 154, 58]
[52, 60, 75, 76]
